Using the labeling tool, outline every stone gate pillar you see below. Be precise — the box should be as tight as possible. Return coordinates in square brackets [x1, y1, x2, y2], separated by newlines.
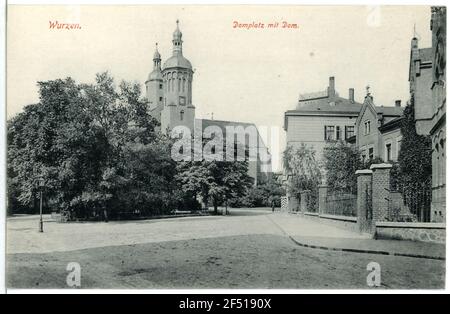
[370, 163, 392, 222]
[356, 169, 373, 234]
[300, 190, 310, 214]
[318, 185, 328, 215]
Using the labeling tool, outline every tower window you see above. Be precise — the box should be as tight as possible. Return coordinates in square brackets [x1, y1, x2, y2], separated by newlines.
[159, 97, 163, 102]
[179, 96, 186, 105]
[364, 121, 371, 135]
[180, 110, 184, 121]
[159, 84, 163, 89]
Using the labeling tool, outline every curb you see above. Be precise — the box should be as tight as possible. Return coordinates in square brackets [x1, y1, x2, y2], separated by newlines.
[288, 236, 445, 261]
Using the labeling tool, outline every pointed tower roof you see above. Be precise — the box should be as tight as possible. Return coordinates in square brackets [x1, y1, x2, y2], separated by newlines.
[153, 42, 161, 60]
[164, 20, 192, 70]
[147, 43, 163, 81]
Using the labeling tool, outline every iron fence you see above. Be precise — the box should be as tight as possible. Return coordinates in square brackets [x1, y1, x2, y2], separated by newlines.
[386, 182, 431, 222]
[325, 189, 357, 217]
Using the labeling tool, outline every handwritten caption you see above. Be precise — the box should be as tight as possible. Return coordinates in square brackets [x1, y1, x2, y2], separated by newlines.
[49, 21, 82, 30]
[232, 21, 299, 30]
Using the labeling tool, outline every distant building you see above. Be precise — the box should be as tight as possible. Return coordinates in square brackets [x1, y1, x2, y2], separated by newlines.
[410, 7, 447, 222]
[354, 91, 404, 163]
[145, 21, 271, 185]
[284, 77, 362, 163]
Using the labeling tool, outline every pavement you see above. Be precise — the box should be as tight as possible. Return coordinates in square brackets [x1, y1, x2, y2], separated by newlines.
[269, 213, 445, 260]
[7, 209, 445, 259]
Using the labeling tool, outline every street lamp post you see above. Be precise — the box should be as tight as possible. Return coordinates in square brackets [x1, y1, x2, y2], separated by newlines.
[38, 176, 45, 233]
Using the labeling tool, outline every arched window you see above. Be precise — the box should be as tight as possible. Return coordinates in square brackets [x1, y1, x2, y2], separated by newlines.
[435, 143, 440, 186]
[440, 139, 445, 185]
[180, 110, 184, 121]
[182, 78, 186, 92]
[178, 78, 181, 92]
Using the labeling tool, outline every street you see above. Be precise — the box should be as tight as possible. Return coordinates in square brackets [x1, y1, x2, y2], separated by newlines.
[6, 209, 445, 289]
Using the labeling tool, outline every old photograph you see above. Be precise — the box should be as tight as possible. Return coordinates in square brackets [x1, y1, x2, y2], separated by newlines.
[4, 4, 447, 290]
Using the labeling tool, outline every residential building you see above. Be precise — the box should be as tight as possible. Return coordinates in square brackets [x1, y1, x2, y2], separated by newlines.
[284, 77, 362, 163]
[355, 91, 404, 163]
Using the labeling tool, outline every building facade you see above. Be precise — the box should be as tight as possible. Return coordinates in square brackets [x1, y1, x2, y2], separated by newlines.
[284, 77, 362, 163]
[408, 7, 446, 222]
[429, 7, 446, 222]
[355, 92, 404, 163]
[145, 21, 271, 185]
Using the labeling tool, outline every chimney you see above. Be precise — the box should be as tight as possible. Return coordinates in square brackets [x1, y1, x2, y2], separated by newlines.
[395, 100, 401, 107]
[328, 76, 335, 98]
[349, 88, 355, 103]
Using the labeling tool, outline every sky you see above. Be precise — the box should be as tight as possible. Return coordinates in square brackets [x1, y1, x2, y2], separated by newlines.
[6, 5, 432, 171]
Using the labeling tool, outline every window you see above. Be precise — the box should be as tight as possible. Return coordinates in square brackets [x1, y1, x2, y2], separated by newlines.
[336, 126, 341, 140]
[364, 121, 371, 135]
[361, 154, 366, 163]
[179, 96, 186, 106]
[159, 97, 163, 102]
[386, 143, 392, 161]
[159, 84, 163, 89]
[324, 126, 335, 141]
[396, 138, 402, 159]
[180, 110, 184, 121]
[345, 126, 355, 139]
[368, 147, 374, 160]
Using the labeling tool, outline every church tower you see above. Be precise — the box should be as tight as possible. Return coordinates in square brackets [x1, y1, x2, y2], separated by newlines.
[160, 20, 195, 134]
[145, 43, 164, 122]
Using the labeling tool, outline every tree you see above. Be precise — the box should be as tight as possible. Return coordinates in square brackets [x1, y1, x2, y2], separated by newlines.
[282, 143, 322, 203]
[7, 72, 176, 219]
[323, 141, 361, 193]
[397, 95, 432, 220]
[175, 142, 253, 214]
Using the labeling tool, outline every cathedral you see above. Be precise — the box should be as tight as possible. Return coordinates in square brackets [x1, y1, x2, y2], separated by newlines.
[145, 21, 272, 185]
[145, 20, 195, 133]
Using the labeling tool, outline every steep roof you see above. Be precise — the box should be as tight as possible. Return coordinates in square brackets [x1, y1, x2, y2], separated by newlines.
[199, 118, 255, 131]
[375, 106, 404, 116]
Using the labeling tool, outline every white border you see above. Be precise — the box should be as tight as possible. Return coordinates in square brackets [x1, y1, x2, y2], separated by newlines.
[1, 0, 449, 294]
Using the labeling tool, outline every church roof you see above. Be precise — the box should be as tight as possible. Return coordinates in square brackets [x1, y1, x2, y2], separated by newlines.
[199, 118, 255, 132]
[163, 54, 192, 70]
[147, 69, 163, 81]
[197, 118, 269, 151]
